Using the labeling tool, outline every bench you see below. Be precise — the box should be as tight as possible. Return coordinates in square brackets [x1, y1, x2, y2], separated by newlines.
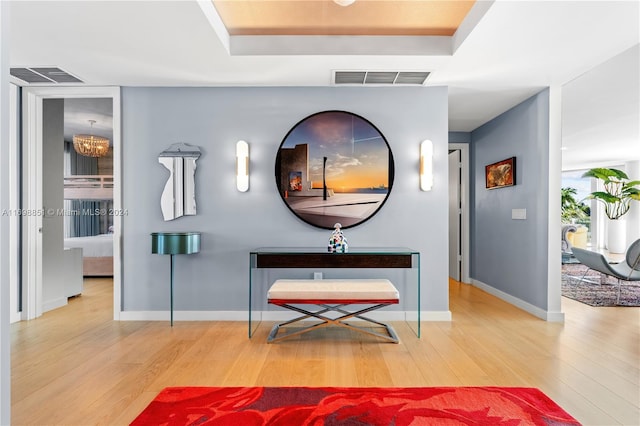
[267, 278, 400, 343]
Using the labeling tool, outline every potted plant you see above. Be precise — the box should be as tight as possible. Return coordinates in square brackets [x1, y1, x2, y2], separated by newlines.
[582, 168, 640, 253]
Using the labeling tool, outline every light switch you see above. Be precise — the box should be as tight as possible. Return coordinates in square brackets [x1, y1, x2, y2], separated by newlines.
[512, 209, 527, 220]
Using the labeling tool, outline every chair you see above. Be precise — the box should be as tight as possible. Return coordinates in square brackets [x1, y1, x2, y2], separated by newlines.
[561, 225, 577, 263]
[571, 239, 640, 304]
[561, 225, 577, 253]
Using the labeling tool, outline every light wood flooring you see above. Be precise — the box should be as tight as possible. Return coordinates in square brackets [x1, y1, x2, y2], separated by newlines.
[11, 278, 640, 425]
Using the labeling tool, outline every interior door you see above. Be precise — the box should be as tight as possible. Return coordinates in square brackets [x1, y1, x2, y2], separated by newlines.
[448, 150, 461, 281]
[41, 99, 67, 312]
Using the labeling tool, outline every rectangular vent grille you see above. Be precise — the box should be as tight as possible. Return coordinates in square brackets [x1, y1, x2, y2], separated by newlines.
[395, 72, 431, 85]
[334, 71, 430, 86]
[365, 72, 398, 84]
[10, 67, 83, 84]
[334, 71, 366, 85]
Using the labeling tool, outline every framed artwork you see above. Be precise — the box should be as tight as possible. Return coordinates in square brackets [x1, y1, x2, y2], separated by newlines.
[275, 110, 394, 229]
[485, 157, 516, 189]
[288, 171, 302, 191]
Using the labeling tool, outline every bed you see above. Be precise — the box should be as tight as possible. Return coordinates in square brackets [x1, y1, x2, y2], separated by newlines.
[64, 174, 114, 276]
[64, 175, 113, 200]
[64, 234, 113, 276]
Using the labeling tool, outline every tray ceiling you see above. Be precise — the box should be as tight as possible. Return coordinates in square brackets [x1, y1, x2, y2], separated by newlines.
[211, 0, 476, 36]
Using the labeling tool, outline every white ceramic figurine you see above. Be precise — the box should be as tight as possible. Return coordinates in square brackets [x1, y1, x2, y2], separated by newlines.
[328, 223, 349, 253]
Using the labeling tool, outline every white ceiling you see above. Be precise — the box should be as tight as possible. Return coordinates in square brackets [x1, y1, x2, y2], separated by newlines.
[63, 98, 113, 143]
[8, 0, 640, 170]
[562, 44, 639, 171]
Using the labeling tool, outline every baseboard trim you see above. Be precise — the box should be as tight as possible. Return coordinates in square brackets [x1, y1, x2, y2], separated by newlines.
[545, 311, 565, 322]
[119, 311, 247, 321]
[43, 297, 67, 313]
[420, 310, 452, 321]
[471, 279, 564, 322]
[118, 310, 453, 322]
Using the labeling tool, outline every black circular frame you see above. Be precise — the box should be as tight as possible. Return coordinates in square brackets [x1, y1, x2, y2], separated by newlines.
[275, 110, 395, 229]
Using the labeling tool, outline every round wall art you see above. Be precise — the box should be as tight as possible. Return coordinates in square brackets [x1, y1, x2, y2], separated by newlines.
[275, 110, 394, 229]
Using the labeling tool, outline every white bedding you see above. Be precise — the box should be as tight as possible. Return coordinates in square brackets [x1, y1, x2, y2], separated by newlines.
[64, 234, 113, 257]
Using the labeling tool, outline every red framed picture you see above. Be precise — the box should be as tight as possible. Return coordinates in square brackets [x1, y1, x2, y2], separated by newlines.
[485, 157, 516, 189]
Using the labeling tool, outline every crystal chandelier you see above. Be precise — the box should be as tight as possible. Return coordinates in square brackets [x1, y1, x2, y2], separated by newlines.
[73, 119, 110, 157]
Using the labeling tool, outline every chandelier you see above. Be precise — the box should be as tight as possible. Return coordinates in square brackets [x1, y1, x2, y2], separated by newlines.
[73, 120, 110, 157]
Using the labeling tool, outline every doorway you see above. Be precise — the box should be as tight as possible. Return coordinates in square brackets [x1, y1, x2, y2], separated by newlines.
[449, 149, 461, 281]
[21, 86, 122, 320]
[448, 143, 470, 283]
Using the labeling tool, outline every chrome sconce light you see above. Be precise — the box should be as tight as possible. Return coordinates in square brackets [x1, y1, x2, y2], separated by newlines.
[420, 140, 433, 191]
[236, 140, 249, 192]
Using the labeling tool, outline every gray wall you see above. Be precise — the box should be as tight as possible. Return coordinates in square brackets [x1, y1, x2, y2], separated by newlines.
[449, 131, 471, 144]
[121, 86, 449, 314]
[470, 89, 551, 309]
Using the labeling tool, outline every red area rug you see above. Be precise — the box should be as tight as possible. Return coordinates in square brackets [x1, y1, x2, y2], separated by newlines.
[131, 386, 580, 425]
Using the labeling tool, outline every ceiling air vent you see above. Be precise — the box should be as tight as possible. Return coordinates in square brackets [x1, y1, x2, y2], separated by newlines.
[334, 71, 366, 85]
[334, 70, 430, 86]
[395, 71, 431, 85]
[10, 67, 83, 84]
[365, 72, 398, 84]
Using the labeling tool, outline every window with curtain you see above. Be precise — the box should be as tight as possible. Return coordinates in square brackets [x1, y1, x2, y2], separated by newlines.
[64, 141, 106, 237]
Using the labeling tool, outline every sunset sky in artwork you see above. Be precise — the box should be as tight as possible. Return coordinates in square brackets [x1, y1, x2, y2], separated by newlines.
[281, 111, 390, 191]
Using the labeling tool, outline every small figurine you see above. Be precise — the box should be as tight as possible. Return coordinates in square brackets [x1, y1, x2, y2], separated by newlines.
[328, 223, 349, 253]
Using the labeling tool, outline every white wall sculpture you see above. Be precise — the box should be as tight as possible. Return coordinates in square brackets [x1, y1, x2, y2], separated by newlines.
[158, 143, 201, 221]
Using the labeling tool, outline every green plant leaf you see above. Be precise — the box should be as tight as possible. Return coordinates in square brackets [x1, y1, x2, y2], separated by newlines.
[582, 167, 638, 218]
[627, 188, 640, 201]
[586, 191, 620, 203]
[582, 168, 628, 181]
[561, 186, 590, 222]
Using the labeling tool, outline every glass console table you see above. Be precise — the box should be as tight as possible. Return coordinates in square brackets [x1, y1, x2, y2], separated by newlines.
[249, 247, 420, 338]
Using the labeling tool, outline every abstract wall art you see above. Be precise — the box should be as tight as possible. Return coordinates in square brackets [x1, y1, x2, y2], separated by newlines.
[158, 143, 201, 221]
[485, 156, 516, 189]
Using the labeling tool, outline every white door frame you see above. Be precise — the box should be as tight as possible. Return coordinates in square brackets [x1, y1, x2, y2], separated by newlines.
[22, 86, 122, 320]
[448, 143, 470, 283]
[9, 83, 21, 323]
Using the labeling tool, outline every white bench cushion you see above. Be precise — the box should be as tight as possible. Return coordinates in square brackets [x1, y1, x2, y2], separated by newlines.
[268, 279, 399, 301]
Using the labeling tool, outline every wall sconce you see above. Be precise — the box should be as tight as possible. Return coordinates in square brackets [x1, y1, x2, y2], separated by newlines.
[420, 140, 433, 191]
[236, 140, 249, 192]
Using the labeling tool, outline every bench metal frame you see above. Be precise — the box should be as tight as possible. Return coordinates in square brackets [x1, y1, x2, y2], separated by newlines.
[267, 298, 399, 343]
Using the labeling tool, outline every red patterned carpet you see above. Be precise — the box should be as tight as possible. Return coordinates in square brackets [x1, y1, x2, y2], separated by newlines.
[131, 386, 580, 425]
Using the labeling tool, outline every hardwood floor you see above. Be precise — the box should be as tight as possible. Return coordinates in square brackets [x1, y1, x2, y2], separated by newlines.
[11, 278, 640, 425]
